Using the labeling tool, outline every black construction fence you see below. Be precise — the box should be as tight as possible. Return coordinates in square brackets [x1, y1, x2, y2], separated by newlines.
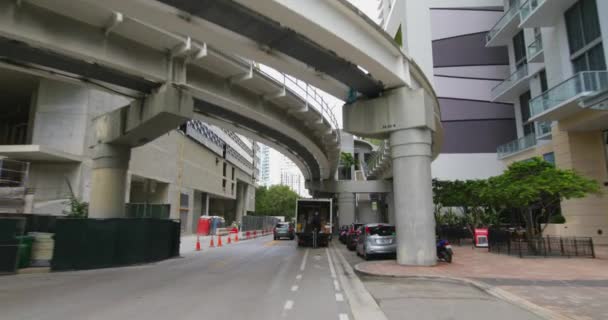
[0, 217, 25, 273]
[1, 215, 182, 273]
[241, 215, 280, 232]
[52, 218, 181, 271]
[488, 228, 595, 258]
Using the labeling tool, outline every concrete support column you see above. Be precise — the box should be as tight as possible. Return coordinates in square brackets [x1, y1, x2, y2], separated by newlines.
[235, 183, 245, 224]
[390, 128, 436, 266]
[89, 144, 131, 218]
[203, 193, 209, 216]
[338, 192, 356, 226]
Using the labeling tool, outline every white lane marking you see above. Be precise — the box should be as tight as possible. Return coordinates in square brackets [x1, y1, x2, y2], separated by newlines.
[334, 279, 341, 292]
[296, 274, 302, 280]
[336, 293, 344, 302]
[339, 314, 349, 320]
[291, 285, 299, 292]
[300, 249, 309, 272]
[326, 248, 336, 279]
[284, 300, 294, 310]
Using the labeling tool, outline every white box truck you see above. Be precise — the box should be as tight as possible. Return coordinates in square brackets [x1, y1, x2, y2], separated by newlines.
[295, 198, 332, 247]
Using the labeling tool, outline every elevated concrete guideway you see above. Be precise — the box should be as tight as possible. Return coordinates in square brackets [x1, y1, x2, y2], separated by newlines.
[0, 0, 340, 184]
[2, 0, 443, 266]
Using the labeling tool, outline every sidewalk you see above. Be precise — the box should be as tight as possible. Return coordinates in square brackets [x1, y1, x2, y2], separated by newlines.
[354, 245, 608, 320]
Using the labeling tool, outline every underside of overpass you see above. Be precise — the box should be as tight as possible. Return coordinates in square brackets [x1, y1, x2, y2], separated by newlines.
[0, 0, 444, 266]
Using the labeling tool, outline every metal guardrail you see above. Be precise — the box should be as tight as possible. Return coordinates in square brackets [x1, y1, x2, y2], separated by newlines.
[527, 33, 543, 59]
[489, 230, 595, 258]
[491, 64, 529, 99]
[530, 71, 608, 118]
[486, 0, 521, 44]
[497, 133, 537, 159]
[365, 140, 390, 177]
[520, 0, 544, 22]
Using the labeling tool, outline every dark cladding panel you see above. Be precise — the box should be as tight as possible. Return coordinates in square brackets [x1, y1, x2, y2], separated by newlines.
[441, 120, 517, 154]
[433, 32, 509, 67]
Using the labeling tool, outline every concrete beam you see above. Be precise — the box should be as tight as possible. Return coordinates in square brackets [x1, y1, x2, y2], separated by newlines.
[306, 180, 392, 194]
[93, 84, 193, 147]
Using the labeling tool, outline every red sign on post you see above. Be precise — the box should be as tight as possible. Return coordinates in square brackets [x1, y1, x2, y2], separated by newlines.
[474, 228, 489, 248]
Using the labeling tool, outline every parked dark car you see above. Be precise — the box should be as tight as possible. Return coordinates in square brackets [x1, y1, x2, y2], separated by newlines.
[338, 225, 349, 243]
[356, 224, 396, 260]
[346, 223, 364, 251]
[274, 222, 294, 240]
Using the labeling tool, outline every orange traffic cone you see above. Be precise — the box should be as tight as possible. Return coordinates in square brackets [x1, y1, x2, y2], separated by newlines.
[217, 234, 223, 247]
[235, 233, 239, 243]
[227, 235, 232, 244]
[196, 236, 201, 251]
[209, 236, 215, 248]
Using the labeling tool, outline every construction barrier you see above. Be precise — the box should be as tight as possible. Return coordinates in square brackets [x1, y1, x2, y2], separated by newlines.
[52, 218, 180, 271]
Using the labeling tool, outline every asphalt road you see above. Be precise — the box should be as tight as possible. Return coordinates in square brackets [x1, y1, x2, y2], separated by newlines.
[1, 236, 545, 320]
[0, 236, 352, 320]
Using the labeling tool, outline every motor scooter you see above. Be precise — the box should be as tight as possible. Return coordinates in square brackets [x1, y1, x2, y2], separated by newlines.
[437, 239, 453, 263]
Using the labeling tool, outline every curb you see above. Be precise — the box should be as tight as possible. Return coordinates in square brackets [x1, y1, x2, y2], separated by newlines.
[354, 263, 573, 320]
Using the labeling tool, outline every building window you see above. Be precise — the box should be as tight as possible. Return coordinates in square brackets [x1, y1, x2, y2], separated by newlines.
[223, 162, 227, 177]
[519, 91, 534, 136]
[231, 167, 235, 180]
[565, 0, 605, 72]
[539, 70, 548, 92]
[222, 179, 227, 190]
[513, 30, 527, 68]
[604, 130, 608, 175]
[543, 152, 555, 165]
[179, 193, 189, 232]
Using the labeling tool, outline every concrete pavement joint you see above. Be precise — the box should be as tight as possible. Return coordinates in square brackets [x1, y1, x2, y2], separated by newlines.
[353, 264, 574, 320]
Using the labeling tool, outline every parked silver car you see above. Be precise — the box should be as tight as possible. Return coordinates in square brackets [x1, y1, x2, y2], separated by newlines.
[355, 224, 396, 260]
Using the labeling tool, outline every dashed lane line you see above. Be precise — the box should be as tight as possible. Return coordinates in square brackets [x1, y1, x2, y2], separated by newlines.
[300, 249, 309, 272]
[291, 285, 299, 292]
[339, 314, 350, 320]
[336, 293, 344, 302]
[296, 274, 302, 280]
[334, 280, 341, 292]
[326, 247, 337, 279]
[284, 300, 294, 310]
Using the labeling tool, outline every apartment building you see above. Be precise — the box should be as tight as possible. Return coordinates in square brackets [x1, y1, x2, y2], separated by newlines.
[487, 0, 608, 243]
[0, 70, 257, 234]
[379, 0, 516, 180]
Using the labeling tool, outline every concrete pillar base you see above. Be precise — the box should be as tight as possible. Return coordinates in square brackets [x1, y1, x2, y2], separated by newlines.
[390, 128, 436, 266]
[89, 144, 131, 219]
[338, 192, 356, 226]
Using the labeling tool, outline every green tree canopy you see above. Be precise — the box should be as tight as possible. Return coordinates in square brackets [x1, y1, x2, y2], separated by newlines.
[487, 157, 600, 237]
[254, 185, 300, 221]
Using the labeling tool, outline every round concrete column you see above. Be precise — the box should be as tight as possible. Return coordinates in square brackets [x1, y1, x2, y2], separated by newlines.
[89, 144, 131, 218]
[390, 128, 436, 266]
[338, 192, 356, 226]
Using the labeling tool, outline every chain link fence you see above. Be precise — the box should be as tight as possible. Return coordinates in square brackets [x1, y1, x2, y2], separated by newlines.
[241, 215, 280, 232]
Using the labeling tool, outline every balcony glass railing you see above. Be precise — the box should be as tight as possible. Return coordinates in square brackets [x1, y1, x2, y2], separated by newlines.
[527, 34, 543, 59]
[536, 121, 552, 138]
[520, 0, 544, 22]
[497, 133, 537, 159]
[492, 64, 529, 98]
[486, 1, 521, 44]
[530, 71, 608, 118]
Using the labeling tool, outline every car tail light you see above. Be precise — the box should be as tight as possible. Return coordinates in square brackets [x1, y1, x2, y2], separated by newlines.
[289, 226, 294, 232]
[365, 226, 370, 234]
[444, 241, 450, 246]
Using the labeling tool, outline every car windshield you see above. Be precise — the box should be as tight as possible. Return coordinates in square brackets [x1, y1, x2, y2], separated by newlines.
[276, 223, 289, 228]
[368, 225, 395, 236]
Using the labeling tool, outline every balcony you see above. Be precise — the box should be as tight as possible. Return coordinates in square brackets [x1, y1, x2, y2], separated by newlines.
[520, 0, 578, 28]
[535, 121, 552, 139]
[529, 71, 608, 122]
[486, 2, 522, 47]
[491, 64, 533, 102]
[527, 35, 544, 63]
[497, 133, 537, 159]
